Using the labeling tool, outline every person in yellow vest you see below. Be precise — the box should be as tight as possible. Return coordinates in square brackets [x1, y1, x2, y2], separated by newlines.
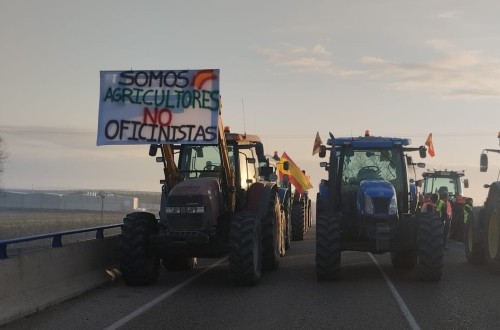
[437, 190, 452, 250]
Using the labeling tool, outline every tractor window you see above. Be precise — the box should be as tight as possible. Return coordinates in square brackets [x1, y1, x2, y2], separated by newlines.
[178, 145, 222, 178]
[423, 177, 457, 196]
[341, 148, 404, 192]
[238, 148, 258, 190]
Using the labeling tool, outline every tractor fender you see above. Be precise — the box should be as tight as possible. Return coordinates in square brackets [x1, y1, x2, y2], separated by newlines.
[246, 182, 278, 220]
[486, 182, 500, 203]
[477, 182, 500, 236]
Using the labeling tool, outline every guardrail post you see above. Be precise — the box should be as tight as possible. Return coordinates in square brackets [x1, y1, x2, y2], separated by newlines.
[52, 235, 63, 248]
[0, 244, 7, 259]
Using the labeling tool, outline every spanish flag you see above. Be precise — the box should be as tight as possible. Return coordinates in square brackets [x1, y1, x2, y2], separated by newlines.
[278, 152, 313, 194]
[312, 131, 323, 155]
[425, 133, 435, 157]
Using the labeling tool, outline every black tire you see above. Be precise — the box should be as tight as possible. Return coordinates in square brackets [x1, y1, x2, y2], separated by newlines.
[315, 198, 341, 280]
[464, 215, 485, 265]
[119, 212, 160, 286]
[229, 211, 262, 286]
[291, 203, 305, 241]
[262, 196, 281, 270]
[484, 188, 500, 274]
[391, 250, 417, 270]
[279, 209, 287, 257]
[307, 199, 312, 229]
[416, 212, 444, 282]
[162, 256, 197, 271]
[284, 207, 291, 250]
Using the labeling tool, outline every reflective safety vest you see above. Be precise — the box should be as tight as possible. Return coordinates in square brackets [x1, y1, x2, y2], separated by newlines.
[437, 200, 452, 219]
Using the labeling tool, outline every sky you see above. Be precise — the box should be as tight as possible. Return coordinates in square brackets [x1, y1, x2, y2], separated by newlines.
[1, 0, 500, 205]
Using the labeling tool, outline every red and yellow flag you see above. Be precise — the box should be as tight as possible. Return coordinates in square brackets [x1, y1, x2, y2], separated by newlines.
[278, 152, 313, 194]
[425, 133, 435, 157]
[312, 131, 323, 155]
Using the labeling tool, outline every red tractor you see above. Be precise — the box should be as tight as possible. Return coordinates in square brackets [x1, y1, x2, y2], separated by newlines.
[419, 169, 470, 241]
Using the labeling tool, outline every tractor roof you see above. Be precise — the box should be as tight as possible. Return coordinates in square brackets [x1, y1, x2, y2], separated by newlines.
[422, 170, 465, 178]
[326, 136, 411, 148]
[226, 132, 261, 144]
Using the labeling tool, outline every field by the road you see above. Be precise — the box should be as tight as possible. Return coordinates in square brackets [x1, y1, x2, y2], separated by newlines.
[0, 209, 130, 240]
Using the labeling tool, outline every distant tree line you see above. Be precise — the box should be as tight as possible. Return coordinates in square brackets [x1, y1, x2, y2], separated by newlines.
[0, 136, 5, 189]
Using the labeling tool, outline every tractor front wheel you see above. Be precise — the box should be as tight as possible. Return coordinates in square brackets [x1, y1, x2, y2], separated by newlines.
[416, 212, 444, 282]
[229, 211, 262, 286]
[119, 212, 160, 286]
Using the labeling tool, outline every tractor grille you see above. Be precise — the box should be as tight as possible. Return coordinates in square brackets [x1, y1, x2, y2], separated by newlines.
[167, 213, 205, 231]
[372, 197, 389, 213]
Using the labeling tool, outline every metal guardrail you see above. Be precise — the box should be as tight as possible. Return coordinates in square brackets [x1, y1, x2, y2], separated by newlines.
[0, 224, 122, 259]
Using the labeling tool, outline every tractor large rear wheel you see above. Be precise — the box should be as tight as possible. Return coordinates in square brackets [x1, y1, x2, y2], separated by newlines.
[262, 196, 281, 270]
[416, 212, 443, 281]
[464, 214, 485, 265]
[291, 203, 305, 241]
[485, 188, 500, 274]
[315, 198, 341, 280]
[119, 212, 160, 286]
[284, 207, 292, 251]
[229, 212, 262, 286]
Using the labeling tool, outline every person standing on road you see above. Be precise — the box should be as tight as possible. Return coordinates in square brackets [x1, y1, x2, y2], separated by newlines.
[421, 193, 439, 213]
[464, 197, 474, 225]
[437, 191, 452, 250]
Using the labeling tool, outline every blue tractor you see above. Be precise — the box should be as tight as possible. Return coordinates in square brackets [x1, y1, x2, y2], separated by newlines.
[315, 132, 444, 281]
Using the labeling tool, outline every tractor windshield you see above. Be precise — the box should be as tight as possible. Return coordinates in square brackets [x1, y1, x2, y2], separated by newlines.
[341, 148, 405, 195]
[423, 177, 457, 196]
[178, 145, 235, 178]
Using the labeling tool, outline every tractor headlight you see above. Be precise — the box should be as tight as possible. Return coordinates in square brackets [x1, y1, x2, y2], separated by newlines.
[165, 206, 205, 214]
[185, 206, 205, 214]
[389, 195, 398, 215]
[365, 196, 374, 214]
[165, 206, 181, 214]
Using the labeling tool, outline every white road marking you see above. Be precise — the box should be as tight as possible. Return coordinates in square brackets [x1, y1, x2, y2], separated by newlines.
[105, 257, 228, 330]
[368, 253, 421, 330]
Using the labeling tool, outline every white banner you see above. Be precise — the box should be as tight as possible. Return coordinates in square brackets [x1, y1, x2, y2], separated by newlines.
[97, 69, 220, 146]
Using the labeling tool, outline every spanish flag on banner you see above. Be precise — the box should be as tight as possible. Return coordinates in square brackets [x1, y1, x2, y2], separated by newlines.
[278, 152, 313, 194]
[425, 133, 435, 157]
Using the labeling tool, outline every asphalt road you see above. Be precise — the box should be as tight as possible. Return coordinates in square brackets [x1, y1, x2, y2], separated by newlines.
[4, 225, 500, 330]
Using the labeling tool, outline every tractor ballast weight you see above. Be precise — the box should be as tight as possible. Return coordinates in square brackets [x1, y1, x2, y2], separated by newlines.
[118, 108, 284, 286]
[464, 132, 500, 274]
[315, 133, 444, 281]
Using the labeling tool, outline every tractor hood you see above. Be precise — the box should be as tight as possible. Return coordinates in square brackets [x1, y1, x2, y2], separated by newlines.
[163, 177, 222, 231]
[357, 180, 397, 215]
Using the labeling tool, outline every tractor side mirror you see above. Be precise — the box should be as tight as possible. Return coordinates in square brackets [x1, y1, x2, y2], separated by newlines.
[319, 145, 326, 158]
[419, 146, 427, 159]
[464, 179, 469, 188]
[480, 153, 488, 172]
[417, 163, 426, 168]
[149, 144, 159, 156]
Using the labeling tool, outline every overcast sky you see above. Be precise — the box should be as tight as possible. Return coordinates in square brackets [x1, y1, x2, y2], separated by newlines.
[1, 0, 500, 203]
